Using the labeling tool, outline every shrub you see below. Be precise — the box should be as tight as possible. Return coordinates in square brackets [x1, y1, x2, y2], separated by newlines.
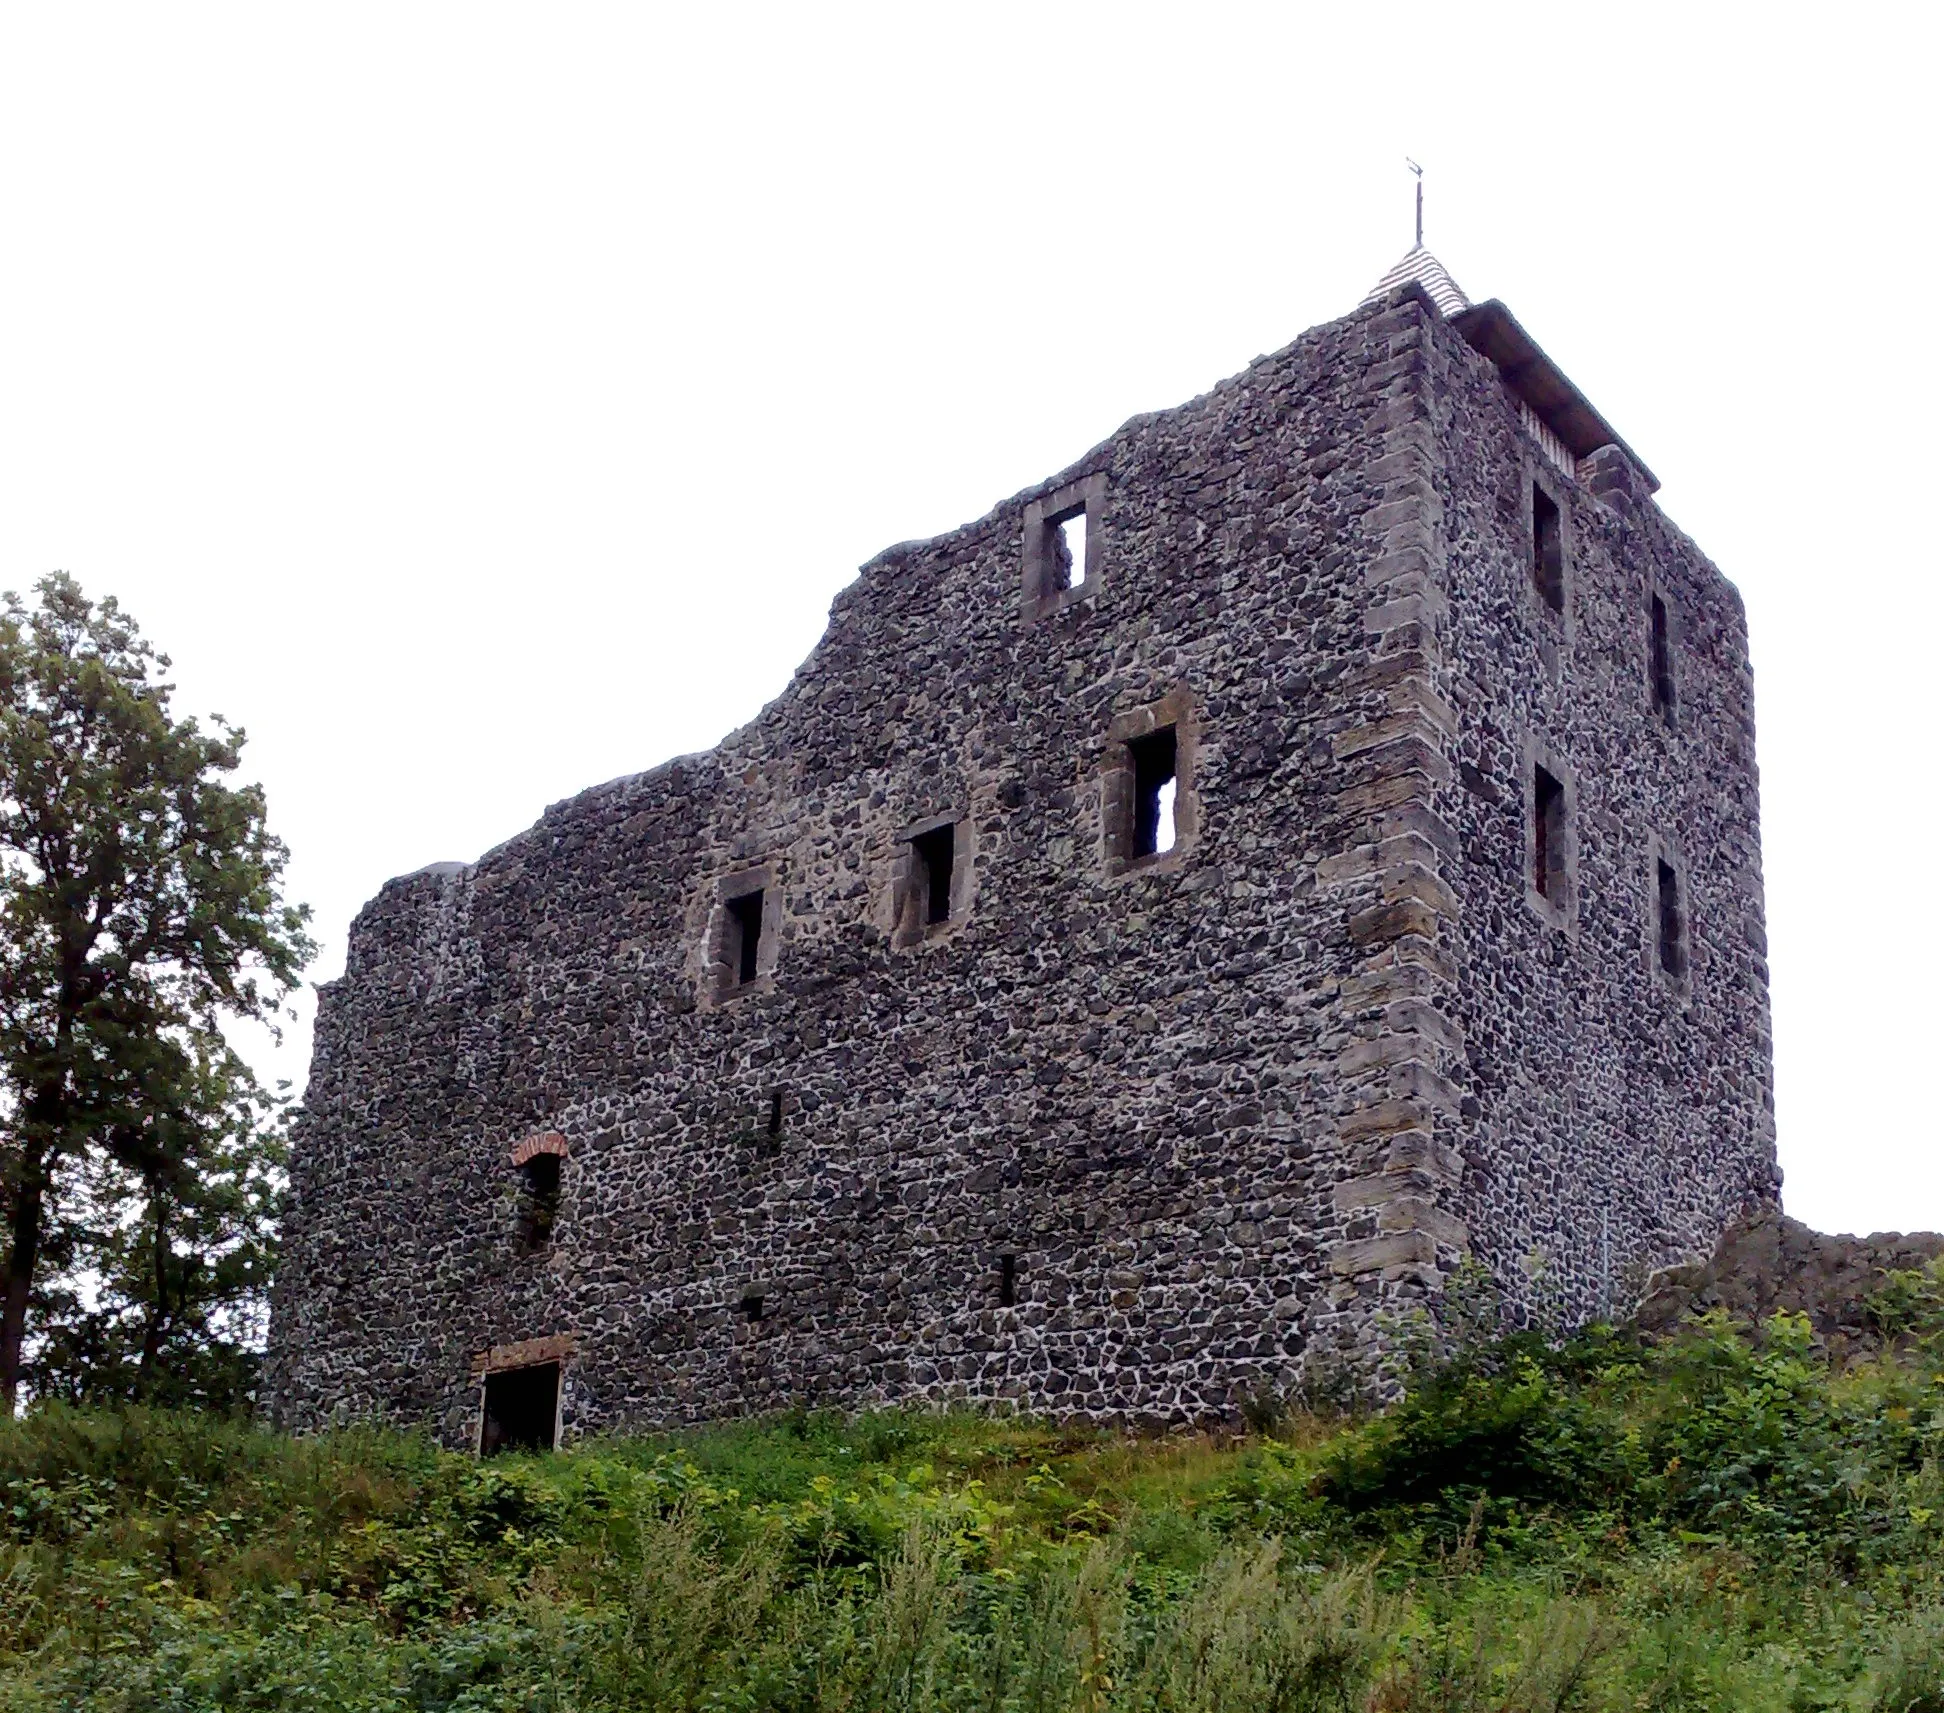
[7, 1302, 1944, 1709]
[1864, 1605, 1944, 1713]
[1309, 1333, 1640, 1541]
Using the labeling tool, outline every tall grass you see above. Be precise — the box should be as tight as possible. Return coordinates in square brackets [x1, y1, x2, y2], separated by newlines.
[5, 1290, 1944, 1708]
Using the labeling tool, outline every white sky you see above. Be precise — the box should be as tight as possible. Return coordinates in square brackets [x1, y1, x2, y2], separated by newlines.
[1, 3, 1936, 1238]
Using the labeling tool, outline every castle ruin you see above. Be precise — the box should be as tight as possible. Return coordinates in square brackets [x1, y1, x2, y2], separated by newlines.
[264, 250, 1778, 1449]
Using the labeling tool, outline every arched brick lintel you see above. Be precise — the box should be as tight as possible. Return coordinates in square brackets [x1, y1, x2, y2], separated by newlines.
[510, 1131, 569, 1169]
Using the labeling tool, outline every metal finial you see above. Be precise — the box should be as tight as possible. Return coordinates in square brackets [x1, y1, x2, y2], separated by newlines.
[1406, 158, 1424, 248]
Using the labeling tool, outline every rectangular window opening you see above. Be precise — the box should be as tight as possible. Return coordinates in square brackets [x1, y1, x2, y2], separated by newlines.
[1051, 507, 1089, 592]
[1533, 764, 1566, 903]
[739, 1291, 765, 1323]
[1022, 476, 1104, 620]
[998, 1253, 1017, 1308]
[726, 889, 764, 986]
[1532, 484, 1564, 613]
[1657, 858, 1687, 977]
[517, 1154, 561, 1254]
[1129, 727, 1179, 859]
[911, 824, 956, 926]
[767, 1089, 784, 1138]
[480, 1362, 559, 1456]
[1650, 594, 1675, 716]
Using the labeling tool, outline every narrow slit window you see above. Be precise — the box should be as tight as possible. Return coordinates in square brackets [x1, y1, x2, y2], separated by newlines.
[726, 890, 764, 986]
[998, 1253, 1017, 1307]
[767, 1089, 784, 1138]
[1656, 858, 1687, 977]
[1129, 728, 1179, 859]
[911, 825, 956, 926]
[516, 1153, 562, 1254]
[1532, 484, 1564, 613]
[1650, 594, 1675, 716]
[480, 1362, 559, 1456]
[1533, 764, 1566, 903]
[1052, 507, 1089, 592]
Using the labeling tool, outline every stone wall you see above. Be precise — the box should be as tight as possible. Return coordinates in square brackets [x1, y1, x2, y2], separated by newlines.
[1636, 1213, 1944, 1362]
[264, 285, 1777, 1444]
[1424, 324, 1779, 1326]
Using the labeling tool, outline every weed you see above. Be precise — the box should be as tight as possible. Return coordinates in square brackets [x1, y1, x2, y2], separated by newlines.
[5, 1274, 1944, 1708]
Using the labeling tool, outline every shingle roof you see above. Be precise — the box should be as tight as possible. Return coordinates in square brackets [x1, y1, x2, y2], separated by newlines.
[1362, 246, 1471, 317]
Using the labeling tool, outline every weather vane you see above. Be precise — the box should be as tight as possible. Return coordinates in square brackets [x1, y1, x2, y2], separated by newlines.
[1406, 158, 1424, 249]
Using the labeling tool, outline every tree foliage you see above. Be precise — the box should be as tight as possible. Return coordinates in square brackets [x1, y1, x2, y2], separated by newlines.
[0, 572, 312, 1410]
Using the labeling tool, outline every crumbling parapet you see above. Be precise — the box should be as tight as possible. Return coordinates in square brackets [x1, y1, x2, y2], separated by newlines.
[1635, 1211, 1944, 1363]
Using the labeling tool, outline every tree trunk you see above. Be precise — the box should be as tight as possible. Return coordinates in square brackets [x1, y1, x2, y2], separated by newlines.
[0, 1150, 46, 1413]
[137, 1184, 170, 1399]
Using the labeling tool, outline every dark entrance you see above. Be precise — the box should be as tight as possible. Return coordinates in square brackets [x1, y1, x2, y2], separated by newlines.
[480, 1361, 559, 1455]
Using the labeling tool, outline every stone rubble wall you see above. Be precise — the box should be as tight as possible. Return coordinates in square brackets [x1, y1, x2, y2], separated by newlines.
[264, 286, 1776, 1444]
[1636, 1212, 1944, 1362]
[1423, 322, 1780, 1328]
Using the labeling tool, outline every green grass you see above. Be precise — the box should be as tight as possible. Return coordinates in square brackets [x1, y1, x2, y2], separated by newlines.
[6, 1280, 1944, 1710]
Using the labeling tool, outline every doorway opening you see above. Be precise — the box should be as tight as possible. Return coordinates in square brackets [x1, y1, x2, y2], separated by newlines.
[480, 1361, 560, 1455]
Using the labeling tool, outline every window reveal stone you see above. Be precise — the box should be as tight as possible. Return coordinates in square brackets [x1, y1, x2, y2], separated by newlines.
[1052, 509, 1088, 590]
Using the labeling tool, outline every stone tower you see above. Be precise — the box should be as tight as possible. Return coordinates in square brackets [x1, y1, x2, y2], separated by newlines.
[265, 252, 1777, 1448]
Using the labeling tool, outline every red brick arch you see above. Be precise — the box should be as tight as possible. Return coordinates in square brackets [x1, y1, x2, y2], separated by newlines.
[510, 1131, 569, 1169]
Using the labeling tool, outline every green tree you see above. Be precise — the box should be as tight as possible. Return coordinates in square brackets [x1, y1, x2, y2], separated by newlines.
[26, 1050, 291, 1407]
[0, 572, 312, 1410]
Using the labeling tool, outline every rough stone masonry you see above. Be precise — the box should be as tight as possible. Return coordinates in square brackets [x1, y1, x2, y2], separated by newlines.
[264, 250, 1779, 1448]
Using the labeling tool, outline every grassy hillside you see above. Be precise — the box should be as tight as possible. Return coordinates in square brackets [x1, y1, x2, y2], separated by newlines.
[5, 1280, 1944, 1710]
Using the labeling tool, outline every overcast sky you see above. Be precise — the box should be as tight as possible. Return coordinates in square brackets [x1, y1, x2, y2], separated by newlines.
[1, 3, 1936, 1237]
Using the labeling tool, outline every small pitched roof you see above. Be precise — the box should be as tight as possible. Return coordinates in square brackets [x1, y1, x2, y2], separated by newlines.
[1361, 246, 1660, 495]
[1362, 245, 1471, 317]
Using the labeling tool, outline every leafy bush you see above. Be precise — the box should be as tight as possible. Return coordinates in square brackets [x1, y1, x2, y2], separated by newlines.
[1864, 1605, 1944, 1713]
[7, 1281, 1944, 1708]
[1314, 1333, 1640, 1524]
